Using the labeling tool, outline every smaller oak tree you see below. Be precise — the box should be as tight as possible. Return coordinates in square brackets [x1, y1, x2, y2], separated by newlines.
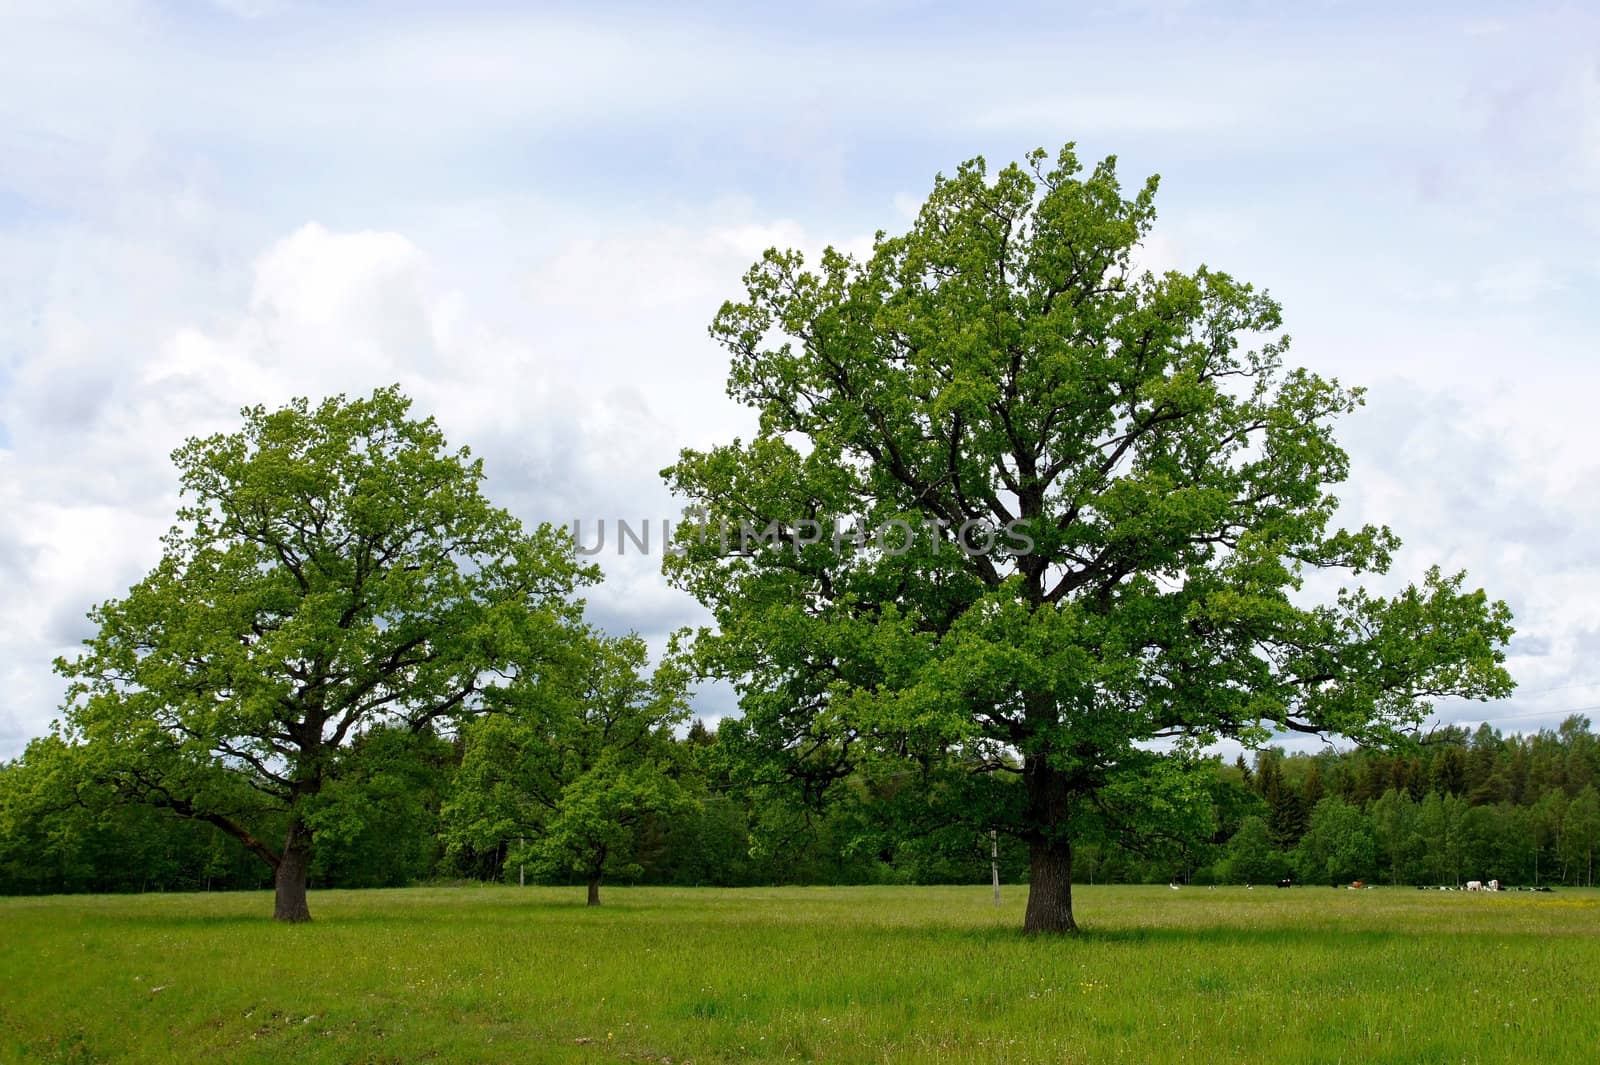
[444, 630, 690, 905]
[55, 386, 594, 921]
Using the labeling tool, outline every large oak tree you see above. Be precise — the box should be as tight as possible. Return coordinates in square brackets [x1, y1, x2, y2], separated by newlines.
[55, 386, 594, 921]
[663, 145, 1515, 933]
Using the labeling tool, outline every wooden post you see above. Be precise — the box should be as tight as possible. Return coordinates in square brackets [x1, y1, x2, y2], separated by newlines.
[518, 837, 525, 888]
[991, 829, 1001, 906]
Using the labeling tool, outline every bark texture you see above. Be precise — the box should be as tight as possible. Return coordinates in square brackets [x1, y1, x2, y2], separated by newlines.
[272, 821, 313, 923]
[1024, 838, 1077, 934]
[1023, 751, 1077, 934]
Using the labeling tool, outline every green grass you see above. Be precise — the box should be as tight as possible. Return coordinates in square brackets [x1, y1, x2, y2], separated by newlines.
[3, 884, 1598, 1063]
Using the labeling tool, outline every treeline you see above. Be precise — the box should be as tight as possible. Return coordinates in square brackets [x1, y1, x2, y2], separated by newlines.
[1193, 715, 1600, 889]
[4, 713, 1598, 897]
[0, 719, 1022, 896]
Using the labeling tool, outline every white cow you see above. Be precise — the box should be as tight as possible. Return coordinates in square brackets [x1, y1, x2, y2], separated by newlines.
[1488, 879, 1501, 892]
[1466, 880, 1484, 891]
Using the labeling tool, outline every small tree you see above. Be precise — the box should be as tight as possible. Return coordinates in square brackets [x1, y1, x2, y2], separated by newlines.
[1294, 796, 1376, 886]
[1217, 815, 1288, 884]
[54, 387, 594, 920]
[1532, 789, 1568, 885]
[444, 631, 690, 905]
[1561, 785, 1600, 887]
[1369, 787, 1419, 884]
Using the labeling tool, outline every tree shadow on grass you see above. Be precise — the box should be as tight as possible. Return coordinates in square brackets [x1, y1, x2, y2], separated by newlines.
[855, 921, 1479, 951]
[94, 896, 693, 932]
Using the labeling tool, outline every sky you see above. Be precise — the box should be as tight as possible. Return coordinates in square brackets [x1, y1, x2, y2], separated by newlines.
[1, 0, 1598, 759]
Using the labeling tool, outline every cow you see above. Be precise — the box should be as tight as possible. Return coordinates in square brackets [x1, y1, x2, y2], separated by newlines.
[1276, 878, 1292, 888]
[1488, 879, 1501, 892]
[1466, 880, 1483, 891]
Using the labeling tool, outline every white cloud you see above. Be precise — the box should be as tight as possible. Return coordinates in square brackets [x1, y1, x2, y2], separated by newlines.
[1473, 260, 1558, 304]
[205, 0, 282, 17]
[0, 207, 854, 753]
[1328, 379, 1600, 734]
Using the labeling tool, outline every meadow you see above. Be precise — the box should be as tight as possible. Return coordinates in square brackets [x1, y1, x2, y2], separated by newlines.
[3, 884, 1598, 1064]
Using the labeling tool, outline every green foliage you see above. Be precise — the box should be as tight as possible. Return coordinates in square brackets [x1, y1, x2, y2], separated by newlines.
[1293, 796, 1377, 885]
[1369, 787, 1425, 884]
[0, 737, 267, 894]
[1562, 785, 1600, 886]
[310, 727, 455, 888]
[10, 711, 1600, 893]
[47, 386, 595, 916]
[442, 631, 691, 899]
[1216, 816, 1288, 884]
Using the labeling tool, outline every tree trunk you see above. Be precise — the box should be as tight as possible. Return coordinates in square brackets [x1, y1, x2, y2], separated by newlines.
[1022, 746, 1078, 934]
[1024, 837, 1077, 934]
[586, 874, 601, 907]
[273, 821, 313, 923]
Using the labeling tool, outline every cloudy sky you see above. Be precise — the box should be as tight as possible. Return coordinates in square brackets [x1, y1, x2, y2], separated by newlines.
[1, 0, 1597, 757]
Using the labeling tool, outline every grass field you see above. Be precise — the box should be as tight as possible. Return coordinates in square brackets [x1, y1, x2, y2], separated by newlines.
[3, 884, 1598, 1064]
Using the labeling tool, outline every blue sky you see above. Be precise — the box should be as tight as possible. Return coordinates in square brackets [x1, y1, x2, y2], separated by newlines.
[2, 0, 1598, 757]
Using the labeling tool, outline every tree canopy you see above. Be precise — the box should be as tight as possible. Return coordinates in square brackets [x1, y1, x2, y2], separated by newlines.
[662, 144, 1515, 932]
[53, 386, 595, 920]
